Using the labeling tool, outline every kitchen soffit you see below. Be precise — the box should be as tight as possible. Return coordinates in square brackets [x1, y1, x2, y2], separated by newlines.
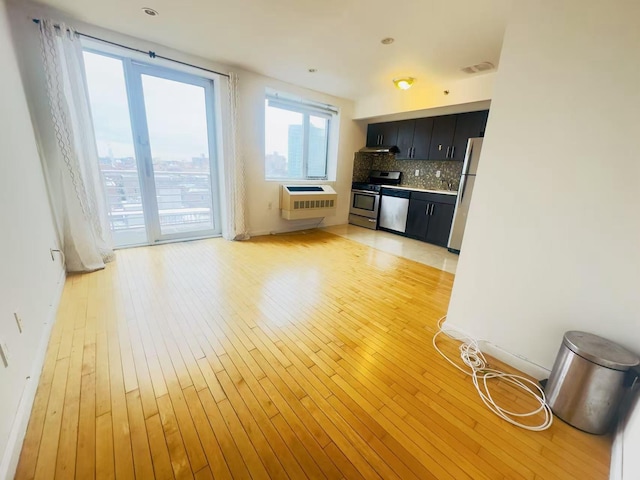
[25, 0, 511, 101]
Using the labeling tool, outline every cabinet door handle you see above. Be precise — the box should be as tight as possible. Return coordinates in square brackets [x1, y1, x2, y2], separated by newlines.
[377, 135, 380, 145]
[425, 204, 430, 216]
[446, 146, 451, 158]
[380, 134, 384, 145]
[451, 146, 455, 158]
[430, 204, 435, 215]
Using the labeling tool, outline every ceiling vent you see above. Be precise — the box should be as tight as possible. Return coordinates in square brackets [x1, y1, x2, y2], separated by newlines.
[461, 62, 495, 74]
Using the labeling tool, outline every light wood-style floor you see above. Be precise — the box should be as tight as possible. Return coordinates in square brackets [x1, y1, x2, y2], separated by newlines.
[16, 231, 610, 479]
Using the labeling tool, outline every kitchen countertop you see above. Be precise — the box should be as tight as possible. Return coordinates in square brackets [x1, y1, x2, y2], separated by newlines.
[379, 185, 458, 196]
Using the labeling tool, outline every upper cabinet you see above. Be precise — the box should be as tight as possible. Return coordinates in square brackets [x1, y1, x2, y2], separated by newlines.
[395, 118, 434, 160]
[450, 110, 489, 161]
[365, 109, 489, 161]
[366, 122, 399, 147]
[428, 115, 458, 160]
[394, 120, 415, 160]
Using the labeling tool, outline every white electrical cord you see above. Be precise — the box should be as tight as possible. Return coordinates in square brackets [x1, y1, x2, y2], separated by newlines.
[432, 316, 553, 431]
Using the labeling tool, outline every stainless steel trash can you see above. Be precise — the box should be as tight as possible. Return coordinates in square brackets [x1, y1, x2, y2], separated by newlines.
[545, 331, 639, 434]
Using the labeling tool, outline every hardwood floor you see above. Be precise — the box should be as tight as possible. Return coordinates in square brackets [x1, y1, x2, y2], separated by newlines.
[15, 230, 610, 479]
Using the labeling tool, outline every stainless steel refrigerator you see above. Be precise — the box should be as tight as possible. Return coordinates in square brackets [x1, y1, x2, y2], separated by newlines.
[447, 137, 483, 253]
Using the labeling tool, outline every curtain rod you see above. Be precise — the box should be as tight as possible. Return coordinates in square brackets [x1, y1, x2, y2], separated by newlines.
[32, 18, 231, 79]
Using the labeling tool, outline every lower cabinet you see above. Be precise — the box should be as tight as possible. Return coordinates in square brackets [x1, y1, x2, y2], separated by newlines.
[405, 192, 456, 247]
[405, 199, 430, 239]
[425, 202, 455, 247]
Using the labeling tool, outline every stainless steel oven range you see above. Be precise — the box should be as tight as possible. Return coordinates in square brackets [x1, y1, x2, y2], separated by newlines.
[349, 171, 401, 230]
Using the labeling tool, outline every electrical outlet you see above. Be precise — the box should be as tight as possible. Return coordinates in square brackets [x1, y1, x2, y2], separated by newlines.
[436, 170, 441, 178]
[414, 169, 420, 176]
[14, 312, 23, 333]
[268, 201, 273, 210]
[0, 342, 9, 368]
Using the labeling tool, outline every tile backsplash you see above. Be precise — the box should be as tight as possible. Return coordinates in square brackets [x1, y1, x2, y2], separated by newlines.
[352, 152, 463, 191]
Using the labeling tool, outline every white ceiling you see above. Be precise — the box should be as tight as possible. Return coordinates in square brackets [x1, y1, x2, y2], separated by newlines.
[32, 0, 511, 101]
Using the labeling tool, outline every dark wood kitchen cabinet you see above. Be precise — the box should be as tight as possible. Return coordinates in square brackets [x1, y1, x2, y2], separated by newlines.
[394, 120, 415, 160]
[405, 199, 430, 238]
[395, 117, 434, 160]
[427, 110, 489, 161]
[406, 191, 456, 247]
[425, 202, 456, 246]
[365, 110, 488, 160]
[428, 115, 457, 160]
[450, 110, 489, 161]
[366, 122, 398, 147]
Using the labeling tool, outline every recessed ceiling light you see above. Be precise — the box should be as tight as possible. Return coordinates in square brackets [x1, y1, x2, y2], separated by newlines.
[393, 77, 415, 90]
[381, 37, 395, 45]
[142, 7, 159, 16]
[308, 68, 317, 73]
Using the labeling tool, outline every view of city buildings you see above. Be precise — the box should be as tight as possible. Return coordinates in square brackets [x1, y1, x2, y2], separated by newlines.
[265, 123, 328, 179]
[99, 153, 213, 241]
[287, 124, 328, 178]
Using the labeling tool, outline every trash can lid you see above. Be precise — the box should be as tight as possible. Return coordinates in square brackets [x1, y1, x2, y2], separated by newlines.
[563, 331, 640, 371]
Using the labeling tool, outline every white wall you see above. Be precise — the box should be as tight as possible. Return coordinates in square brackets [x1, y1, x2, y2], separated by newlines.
[354, 72, 496, 120]
[445, 0, 640, 475]
[0, 0, 65, 477]
[8, 0, 365, 239]
[621, 398, 640, 479]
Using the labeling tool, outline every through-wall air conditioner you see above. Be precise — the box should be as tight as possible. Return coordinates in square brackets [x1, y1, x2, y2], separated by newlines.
[279, 185, 337, 220]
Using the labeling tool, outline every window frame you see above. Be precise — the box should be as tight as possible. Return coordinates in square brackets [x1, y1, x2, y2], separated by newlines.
[80, 42, 224, 246]
[265, 93, 336, 181]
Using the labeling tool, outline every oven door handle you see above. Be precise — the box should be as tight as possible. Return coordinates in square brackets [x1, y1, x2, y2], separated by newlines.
[351, 189, 379, 195]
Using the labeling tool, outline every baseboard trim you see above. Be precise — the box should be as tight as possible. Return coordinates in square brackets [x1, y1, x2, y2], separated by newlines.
[0, 268, 66, 480]
[479, 341, 551, 381]
[442, 321, 551, 380]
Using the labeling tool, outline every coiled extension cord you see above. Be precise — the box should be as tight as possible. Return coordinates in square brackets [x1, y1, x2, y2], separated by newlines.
[432, 316, 553, 431]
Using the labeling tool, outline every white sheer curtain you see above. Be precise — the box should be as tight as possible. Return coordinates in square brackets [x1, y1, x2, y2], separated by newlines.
[222, 72, 249, 240]
[38, 19, 114, 272]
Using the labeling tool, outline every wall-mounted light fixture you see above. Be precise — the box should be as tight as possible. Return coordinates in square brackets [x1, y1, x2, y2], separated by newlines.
[393, 77, 415, 90]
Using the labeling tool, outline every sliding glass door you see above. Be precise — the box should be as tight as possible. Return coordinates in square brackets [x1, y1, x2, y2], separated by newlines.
[83, 50, 220, 247]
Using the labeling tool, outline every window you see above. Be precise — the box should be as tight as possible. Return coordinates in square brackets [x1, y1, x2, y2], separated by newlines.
[265, 93, 337, 180]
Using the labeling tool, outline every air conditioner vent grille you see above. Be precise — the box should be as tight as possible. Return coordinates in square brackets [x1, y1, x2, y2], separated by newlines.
[293, 199, 334, 210]
[280, 184, 337, 220]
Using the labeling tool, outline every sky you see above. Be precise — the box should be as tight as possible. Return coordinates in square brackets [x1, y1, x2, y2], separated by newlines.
[265, 103, 301, 157]
[83, 51, 209, 162]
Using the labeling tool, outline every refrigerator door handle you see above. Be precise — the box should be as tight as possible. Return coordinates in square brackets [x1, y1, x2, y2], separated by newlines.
[462, 140, 474, 175]
[460, 174, 468, 201]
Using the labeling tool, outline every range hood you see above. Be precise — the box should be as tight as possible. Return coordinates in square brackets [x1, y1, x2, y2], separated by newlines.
[359, 145, 400, 154]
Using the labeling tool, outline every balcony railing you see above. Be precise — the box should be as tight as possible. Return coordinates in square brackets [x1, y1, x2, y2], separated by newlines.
[101, 169, 214, 237]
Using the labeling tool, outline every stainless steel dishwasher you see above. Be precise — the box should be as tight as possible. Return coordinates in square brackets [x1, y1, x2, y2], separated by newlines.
[379, 188, 410, 234]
